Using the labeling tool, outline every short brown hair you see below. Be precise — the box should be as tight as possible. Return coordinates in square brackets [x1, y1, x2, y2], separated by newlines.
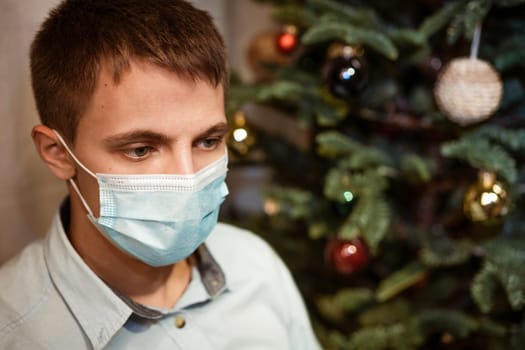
[30, 0, 228, 143]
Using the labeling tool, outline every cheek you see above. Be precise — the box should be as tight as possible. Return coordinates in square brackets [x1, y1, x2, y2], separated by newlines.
[75, 171, 101, 216]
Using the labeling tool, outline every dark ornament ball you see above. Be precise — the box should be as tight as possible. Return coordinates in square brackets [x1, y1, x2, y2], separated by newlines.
[324, 55, 368, 99]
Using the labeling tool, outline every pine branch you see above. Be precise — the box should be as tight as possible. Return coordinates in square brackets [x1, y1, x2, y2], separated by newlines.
[481, 238, 525, 310]
[400, 154, 433, 183]
[316, 131, 362, 158]
[316, 288, 375, 321]
[263, 186, 316, 220]
[308, 0, 383, 29]
[387, 28, 426, 47]
[358, 299, 413, 326]
[313, 88, 349, 126]
[349, 321, 422, 350]
[256, 80, 306, 101]
[441, 138, 518, 184]
[339, 195, 391, 252]
[421, 237, 473, 267]
[338, 150, 392, 170]
[324, 168, 389, 201]
[471, 264, 501, 313]
[493, 0, 525, 6]
[470, 126, 525, 152]
[417, 310, 479, 339]
[463, 0, 492, 39]
[376, 262, 428, 302]
[419, 0, 467, 38]
[447, 11, 468, 44]
[494, 35, 525, 71]
[301, 22, 398, 59]
[271, 4, 317, 27]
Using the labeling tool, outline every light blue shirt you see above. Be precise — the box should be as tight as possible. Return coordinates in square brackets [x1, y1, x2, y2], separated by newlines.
[0, 201, 321, 349]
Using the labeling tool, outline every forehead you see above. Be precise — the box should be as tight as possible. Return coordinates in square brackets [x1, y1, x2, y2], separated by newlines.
[76, 60, 226, 142]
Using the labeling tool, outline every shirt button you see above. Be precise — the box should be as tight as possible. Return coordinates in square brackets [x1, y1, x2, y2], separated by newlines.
[174, 315, 186, 329]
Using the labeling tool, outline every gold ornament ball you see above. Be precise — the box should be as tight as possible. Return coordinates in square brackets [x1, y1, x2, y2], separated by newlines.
[434, 57, 503, 126]
[463, 171, 509, 222]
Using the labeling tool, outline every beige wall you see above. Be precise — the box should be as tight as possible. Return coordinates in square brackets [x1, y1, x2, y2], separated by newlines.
[0, 0, 274, 263]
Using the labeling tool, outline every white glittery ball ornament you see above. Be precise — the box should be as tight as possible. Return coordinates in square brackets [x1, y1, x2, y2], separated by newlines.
[434, 57, 503, 126]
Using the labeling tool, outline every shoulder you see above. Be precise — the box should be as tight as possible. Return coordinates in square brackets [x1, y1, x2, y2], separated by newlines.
[0, 240, 51, 336]
[207, 222, 281, 266]
[208, 222, 272, 249]
[205, 223, 322, 349]
[205, 222, 294, 290]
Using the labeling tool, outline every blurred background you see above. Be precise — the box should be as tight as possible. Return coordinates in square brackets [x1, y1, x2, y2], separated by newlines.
[2, 0, 525, 349]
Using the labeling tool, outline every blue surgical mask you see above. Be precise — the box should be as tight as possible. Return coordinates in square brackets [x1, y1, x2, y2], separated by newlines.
[54, 131, 229, 266]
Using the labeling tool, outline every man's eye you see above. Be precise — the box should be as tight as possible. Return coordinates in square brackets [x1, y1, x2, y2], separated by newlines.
[124, 146, 152, 159]
[197, 137, 221, 149]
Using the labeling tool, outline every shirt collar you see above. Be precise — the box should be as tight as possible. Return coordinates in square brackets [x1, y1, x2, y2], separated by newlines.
[115, 243, 228, 320]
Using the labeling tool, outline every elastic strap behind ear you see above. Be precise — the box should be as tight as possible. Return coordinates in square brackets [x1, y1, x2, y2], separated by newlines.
[52, 130, 97, 178]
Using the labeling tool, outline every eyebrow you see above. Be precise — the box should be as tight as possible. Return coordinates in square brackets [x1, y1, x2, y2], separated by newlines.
[102, 130, 170, 148]
[194, 122, 229, 140]
[102, 122, 229, 148]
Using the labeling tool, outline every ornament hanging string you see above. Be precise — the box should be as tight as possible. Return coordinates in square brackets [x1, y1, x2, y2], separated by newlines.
[470, 24, 482, 60]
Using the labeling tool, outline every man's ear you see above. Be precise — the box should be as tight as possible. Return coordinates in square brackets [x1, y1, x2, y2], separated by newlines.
[32, 125, 76, 180]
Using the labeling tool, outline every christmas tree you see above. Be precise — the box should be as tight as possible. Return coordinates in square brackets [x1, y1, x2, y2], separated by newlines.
[224, 0, 525, 349]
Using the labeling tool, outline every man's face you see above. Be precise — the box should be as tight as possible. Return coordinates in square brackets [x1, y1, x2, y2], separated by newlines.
[71, 61, 227, 216]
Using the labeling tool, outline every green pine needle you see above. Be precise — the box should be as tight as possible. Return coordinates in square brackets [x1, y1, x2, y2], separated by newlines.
[417, 310, 478, 339]
[494, 35, 525, 71]
[358, 299, 413, 326]
[447, 12, 467, 44]
[324, 168, 389, 201]
[441, 138, 517, 184]
[349, 321, 423, 350]
[463, 0, 492, 39]
[494, 0, 525, 6]
[421, 238, 473, 267]
[419, 0, 467, 38]
[359, 196, 391, 252]
[316, 288, 375, 321]
[376, 262, 428, 302]
[263, 186, 315, 220]
[471, 266, 501, 313]
[256, 80, 306, 101]
[317, 131, 362, 158]
[482, 238, 525, 310]
[388, 28, 427, 46]
[471, 127, 525, 152]
[271, 5, 317, 27]
[308, 0, 383, 29]
[400, 154, 433, 183]
[301, 22, 398, 59]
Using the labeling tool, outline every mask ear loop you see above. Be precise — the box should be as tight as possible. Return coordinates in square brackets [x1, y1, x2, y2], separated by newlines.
[52, 130, 97, 218]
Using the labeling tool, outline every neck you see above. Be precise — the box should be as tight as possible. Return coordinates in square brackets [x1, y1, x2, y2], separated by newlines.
[67, 194, 191, 309]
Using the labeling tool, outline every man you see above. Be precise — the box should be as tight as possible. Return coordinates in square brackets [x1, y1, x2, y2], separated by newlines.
[0, 1, 321, 349]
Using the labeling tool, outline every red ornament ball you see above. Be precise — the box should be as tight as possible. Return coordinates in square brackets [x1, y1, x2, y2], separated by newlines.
[275, 25, 299, 54]
[325, 237, 370, 275]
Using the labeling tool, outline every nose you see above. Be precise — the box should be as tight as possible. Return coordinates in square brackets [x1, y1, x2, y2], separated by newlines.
[168, 149, 195, 175]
